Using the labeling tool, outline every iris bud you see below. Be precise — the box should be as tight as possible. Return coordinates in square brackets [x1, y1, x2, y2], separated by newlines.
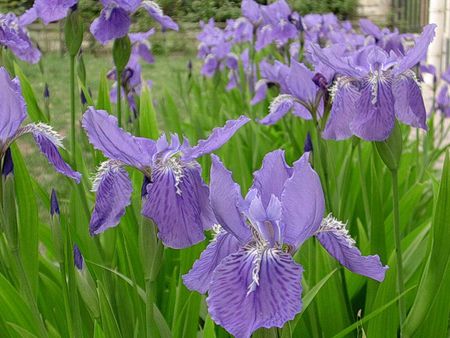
[113, 36, 132, 73]
[375, 122, 403, 171]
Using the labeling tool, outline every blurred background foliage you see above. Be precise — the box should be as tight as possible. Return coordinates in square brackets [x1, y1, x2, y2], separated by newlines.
[1, 0, 359, 22]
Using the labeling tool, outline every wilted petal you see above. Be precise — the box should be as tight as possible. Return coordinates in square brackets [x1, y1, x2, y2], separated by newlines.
[17, 123, 81, 182]
[183, 116, 250, 161]
[323, 79, 359, 140]
[392, 72, 427, 130]
[82, 107, 155, 169]
[142, 164, 212, 249]
[251, 150, 292, 208]
[350, 78, 395, 141]
[136, 43, 154, 64]
[210, 155, 251, 243]
[35, 0, 77, 24]
[281, 152, 325, 249]
[207, 247, 303, 338]
[316, 215, 388, 282]
[90, 6, 131, 45]
[259, 94, 294, 125]
[90, 160, 132, 235]
[183, 231, 240, 294]
[393, 24, 436, 75]
[0, 68, 27, 144]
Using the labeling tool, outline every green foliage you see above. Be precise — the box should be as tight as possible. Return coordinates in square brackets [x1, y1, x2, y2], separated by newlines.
[292, 0, 358, 19]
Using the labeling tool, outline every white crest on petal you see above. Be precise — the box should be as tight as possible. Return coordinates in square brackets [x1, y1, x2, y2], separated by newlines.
[142, 1, 163, 15]
[246, 246, 263, 295]
[269, 94, 294, 114]
[91, 160, 123, 192]
[317, 213, 355, 247]
[153, 156, 186, 195]
[17, 123, 64, 148]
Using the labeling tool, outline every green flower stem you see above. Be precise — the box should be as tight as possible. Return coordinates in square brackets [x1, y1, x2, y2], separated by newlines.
[58, 262, 74, 338]
[391, 169, 406, 328]
[117, 69, 123, 127]
[70, 54, 76, 167]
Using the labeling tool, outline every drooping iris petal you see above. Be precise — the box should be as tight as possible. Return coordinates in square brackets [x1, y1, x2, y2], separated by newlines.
[393, 24, 436, 76]
[183, 231, 240, 294]
[350, 78, 395, 141]
[26, 124, 81, 182]
[143, 1, 179, 31]
[182, 116, 250, 161]
[392, 72, 427, 130]
[207, 247, 303, 338]
[323, 79, 359, 140]
[82, 108, 155, 169]
[316, 215, 388, 282]
[142, 164, 213, 249]
[210, 155, 251, 243]
[90, 6, 131, 45]
[281, 152, 325, 249]
[34, 0, 77, 24]
[0, 68, 26, 144]
[259, 94, 294, 125]
[89, 160, 132, 235]
[251, 149, 292, 208]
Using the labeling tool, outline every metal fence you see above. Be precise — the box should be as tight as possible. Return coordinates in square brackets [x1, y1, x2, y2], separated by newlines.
[391, 0, 430, 32]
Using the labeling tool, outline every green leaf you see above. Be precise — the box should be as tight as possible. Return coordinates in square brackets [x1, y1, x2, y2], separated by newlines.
[139, 85, 160, 139]
[11, 145, 39, 295]
[97, 71, 112, 113]
[333, 285, 416, 338]
[403, 152, 450, 336]
[281, 268, 337, 338]
[13, 63, 47, 123]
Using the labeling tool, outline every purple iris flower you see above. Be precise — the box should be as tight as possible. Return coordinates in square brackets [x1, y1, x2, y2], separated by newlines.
[107, 29, 155, 113]
[0, 13, 41, 64]
[0, 67, 80, 182]
[255, 0, 299, 51]
[310, 24, 436, 141]
[359, 19, 407, 56]
[82, 108, 250, 248]
[19, 0, 77, 25]
[261, 59, 326, 125]
[183, 150, 387, 337]
[437, 85, 450, 117]
[90, 0, 178, 45]
[197, 19, 237, 78]
[241, 0, 262, 26]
